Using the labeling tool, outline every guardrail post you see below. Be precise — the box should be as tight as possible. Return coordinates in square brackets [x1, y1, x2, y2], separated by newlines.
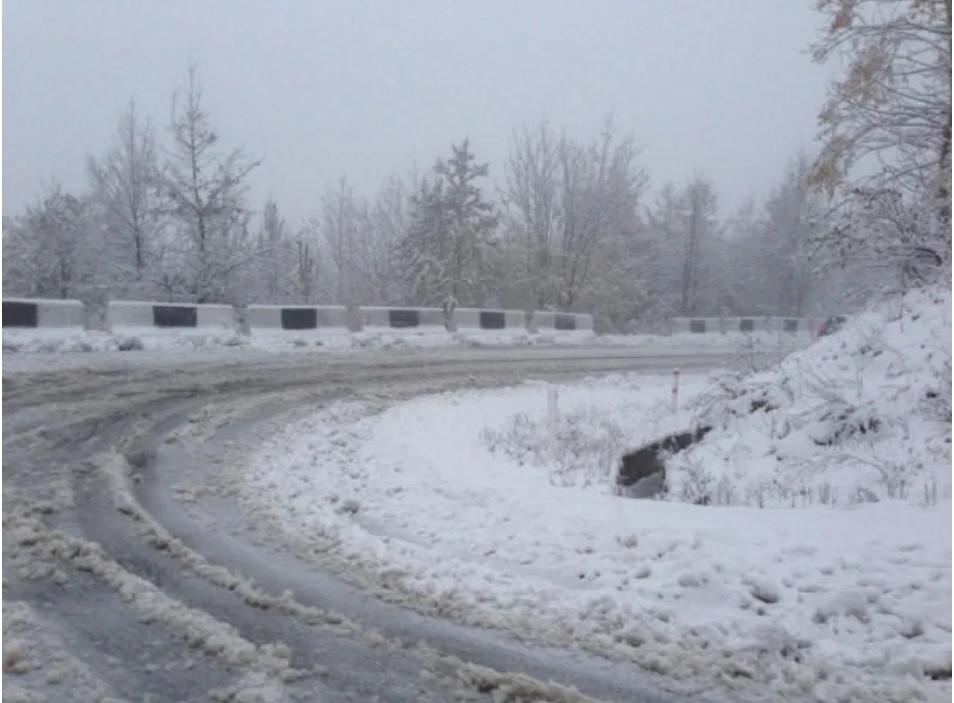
[547, 384, 560, 445]
[672, 368, 681, 414]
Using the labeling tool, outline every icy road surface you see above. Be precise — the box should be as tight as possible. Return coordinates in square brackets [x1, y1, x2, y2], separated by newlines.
[3, 346, 735, 703]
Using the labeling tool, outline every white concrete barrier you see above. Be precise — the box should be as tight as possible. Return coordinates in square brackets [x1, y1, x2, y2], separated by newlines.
[453, 308, 481, 329]
[718, 316, 773, 333]
[717, 317, 741, 333]
[454, 308, 527, 330]
[671, 316, 816, 335]
[531, 311, 555, 330]
[107, 301, 237, 334]
[358, 306, 544, 332]
[670, 317, 711, 334]
[768, 316, 810, 333]
[246, 305, 349, 334]
[359, 306, 447, 330]
[4, 296, 601, 344]
[530, 311, 592, 332]
[574, 314, 594, 331]
[3, 298, 85, 329]
[505, 310, 529, 329]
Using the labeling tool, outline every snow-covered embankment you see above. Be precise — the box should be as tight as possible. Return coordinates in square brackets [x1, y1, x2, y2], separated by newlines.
[238, 288, 951, 702]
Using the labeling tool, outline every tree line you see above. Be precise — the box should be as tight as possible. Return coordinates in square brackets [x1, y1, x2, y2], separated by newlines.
[4, 1, 949, 331]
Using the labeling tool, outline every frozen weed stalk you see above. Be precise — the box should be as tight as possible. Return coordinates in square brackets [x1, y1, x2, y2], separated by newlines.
[547, 382, 560, 460]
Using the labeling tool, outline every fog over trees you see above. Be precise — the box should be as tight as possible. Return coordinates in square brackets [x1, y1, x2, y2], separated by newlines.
[4, 0, 950, 331]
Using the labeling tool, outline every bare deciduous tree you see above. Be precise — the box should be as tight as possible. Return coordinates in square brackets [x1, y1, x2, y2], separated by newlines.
[811, 0, 952, 210]
[294, 236, 320, 304]
[320, 177, 365, 307]
[87, 102, 165, 294]
[361, 177, 406, 305]
[502, 120, 646, 327]
[257, 198, 288, 301]
[678, 177, 718, 316]
[810, 0, 952, 288]
[765, 156, 825, 316]
[503, 122, 562, 312]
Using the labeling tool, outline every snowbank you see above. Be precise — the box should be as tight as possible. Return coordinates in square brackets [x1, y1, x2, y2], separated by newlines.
[2, 325, 813, 357]
[672, 287, 952, 507]
[1, 330, 124, 354]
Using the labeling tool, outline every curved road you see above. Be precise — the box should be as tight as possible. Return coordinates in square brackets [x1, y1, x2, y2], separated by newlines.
[3, 346, 732, 703]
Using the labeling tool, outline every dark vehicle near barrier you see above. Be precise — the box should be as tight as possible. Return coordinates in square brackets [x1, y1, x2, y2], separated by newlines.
[817, 315, 848, 337]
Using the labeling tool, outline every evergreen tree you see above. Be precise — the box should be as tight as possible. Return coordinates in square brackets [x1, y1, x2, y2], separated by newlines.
[399, 140, 498, 319]
[160, 63, 261, 302]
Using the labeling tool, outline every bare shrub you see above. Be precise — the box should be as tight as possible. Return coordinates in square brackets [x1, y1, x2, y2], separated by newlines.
[481, 406, 629, 488]
[676, 456, 716, 505]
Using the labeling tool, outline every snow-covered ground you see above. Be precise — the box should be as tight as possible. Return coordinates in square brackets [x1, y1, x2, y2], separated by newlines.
[237, 289, 952, 703]
[2, 326, 814, 356]
[677, 287, 952, 508]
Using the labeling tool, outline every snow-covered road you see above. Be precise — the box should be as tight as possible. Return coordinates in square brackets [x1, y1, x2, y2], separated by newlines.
[3, 345, 736, 703]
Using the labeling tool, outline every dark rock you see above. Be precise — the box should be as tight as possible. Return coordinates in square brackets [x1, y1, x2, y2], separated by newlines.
[117, 336, 143, 352]
[124, 448, 156, 469]
[617, 426, 711, 497]
[927, 664, 951, 681]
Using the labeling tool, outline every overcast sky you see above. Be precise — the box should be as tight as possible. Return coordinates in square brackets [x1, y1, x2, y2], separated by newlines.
[4, 1, 834, 226]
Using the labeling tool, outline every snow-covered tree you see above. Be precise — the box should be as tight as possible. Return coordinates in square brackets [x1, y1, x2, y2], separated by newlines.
[2, 186, 98, 299]
[235, 198, 315, 304]
[502, 122, 562, 312]
[764, 156, 826, 315]
[320, 177, 366, 307]
[827, 185, 952, 292]
[712, 199, 767, 315]
[637, 176, 731, 319]
[812, 0, 951, 204]
[86, 102, 165, 296]
[579, 222, 645, 331]
[556, 123, 646, 313]
[811, 0, 951, 283]
[502, 120, 646, 328]
[160, 63, 261, 302]
[679, 176, 719, 316]
[398, 140, 498, 314]
[318, 175, 408, 307]
[293, 235, 320, 304]
[360, 177, 406, 305]
[257, 198, 289, 301]
[398, 177, 446, 304]
[645, 176, 721, 317]
[637, 183, 685, 322]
